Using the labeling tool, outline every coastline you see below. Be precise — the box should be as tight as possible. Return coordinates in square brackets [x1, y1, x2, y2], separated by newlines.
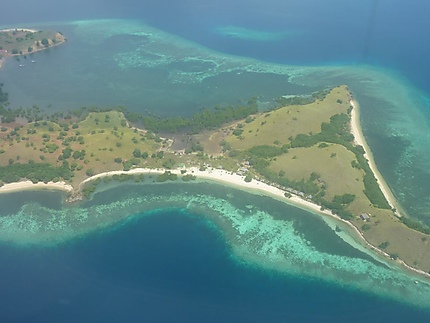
[349, 99, 405, 216]
[0, 28, 38, 33]
[78, 166, 430, 279]
[0, 180, 73, 194]
[0, 28, 66, 70]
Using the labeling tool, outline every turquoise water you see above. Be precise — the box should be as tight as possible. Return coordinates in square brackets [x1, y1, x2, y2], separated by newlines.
[1, 15, 430, 320]
[1, 182, 430, 314]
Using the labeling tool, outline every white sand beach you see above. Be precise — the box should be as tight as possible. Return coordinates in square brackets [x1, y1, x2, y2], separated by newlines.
[350, 99, 404, 216]
[80, 166, 333, 216]
[0, 180, 73, 194]
[79, 165, 430, 277]
[0, 28, 37, 33]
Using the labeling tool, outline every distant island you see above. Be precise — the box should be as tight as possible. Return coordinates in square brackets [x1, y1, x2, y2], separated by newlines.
[0, 28, 429, 279]
[0, 28, 66, 68]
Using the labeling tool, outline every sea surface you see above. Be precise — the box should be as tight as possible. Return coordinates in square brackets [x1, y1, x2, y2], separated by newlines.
[1, 1, 430, 321]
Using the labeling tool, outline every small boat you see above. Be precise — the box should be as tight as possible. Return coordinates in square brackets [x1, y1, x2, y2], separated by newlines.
[19, 64, 25, 67]
[31, 60, 36, 63]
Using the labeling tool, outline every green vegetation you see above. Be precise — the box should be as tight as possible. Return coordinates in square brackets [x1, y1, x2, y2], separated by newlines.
[126, 99, 258, 133]
[332, 193, 355, 205]
[0, 29, 65, 57]
[0, 162, 71, 183]
[244, 173, 253, 182]
[156, 171, 178, 182]
[246, 145, 287, 158]
[0, 83, 8, 104]
[378, 241, 390, 249]
[182, 174, 197, 181]
[399, 217, 430, 235]
[275, 89, 330, 107]
[289, 113, 390, 209]
[1, 84, 429, 272]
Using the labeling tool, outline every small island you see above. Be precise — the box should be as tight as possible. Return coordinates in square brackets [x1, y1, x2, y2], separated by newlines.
[0, 28, 66, 68]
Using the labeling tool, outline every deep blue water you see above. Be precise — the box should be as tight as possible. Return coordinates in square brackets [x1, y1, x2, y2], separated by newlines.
[1, 209, 428, 323]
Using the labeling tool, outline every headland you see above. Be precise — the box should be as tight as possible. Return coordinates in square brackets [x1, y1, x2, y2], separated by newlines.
[0, 27, 66, 69]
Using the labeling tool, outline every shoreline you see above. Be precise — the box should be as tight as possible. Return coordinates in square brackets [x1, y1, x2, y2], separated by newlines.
[349, 99, 405, 216]
[1, 165, 429, 279]
[0, 28, 38, 33]
[0, 180, 73, 194]
[0, 28, 66, 70]
[78, 166, 430, 280]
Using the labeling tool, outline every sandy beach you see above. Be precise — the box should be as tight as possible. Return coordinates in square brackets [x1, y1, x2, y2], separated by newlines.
[79, 165, 430, 278]
[0, 180, 73, 194]
[80, 166, 333, 216]
[349, 99, 404, 216]
[0, 153, 427, 277]
[0, 28, 37, 33]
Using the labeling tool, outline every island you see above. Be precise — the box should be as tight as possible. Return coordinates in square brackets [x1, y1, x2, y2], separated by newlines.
[0, 28, 429, 281]
[0, 28, 66, 68]
[1, 82, 430, 278]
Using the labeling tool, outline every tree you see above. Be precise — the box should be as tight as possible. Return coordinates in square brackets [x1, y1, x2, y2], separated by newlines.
[41, 38, 49, 47]
[244, 173, 253, 183]
[133, 149, 141, 158]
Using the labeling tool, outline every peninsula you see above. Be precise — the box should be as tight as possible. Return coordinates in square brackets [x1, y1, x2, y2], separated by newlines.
[0, 28, 66, 69]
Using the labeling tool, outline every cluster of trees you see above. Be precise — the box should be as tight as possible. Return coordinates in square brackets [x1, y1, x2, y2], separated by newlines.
[289, 113, 353, 148]
[246, 144, 288, 158]
[1, 94, 257, 137]
[125, 101, 258, 133]
[156, 171, 178, 182]
[162, 158, 176, 169]
[248, 156, 320, 196]
[182, 174, 196, 182]
[0, 104, 46, 124]
[274, 89, 330, 108]
[0, 161, 72, 184]
[311, 193, 355, 220]
[399, 217, 430, 235]
[0, 83, 8, 104]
